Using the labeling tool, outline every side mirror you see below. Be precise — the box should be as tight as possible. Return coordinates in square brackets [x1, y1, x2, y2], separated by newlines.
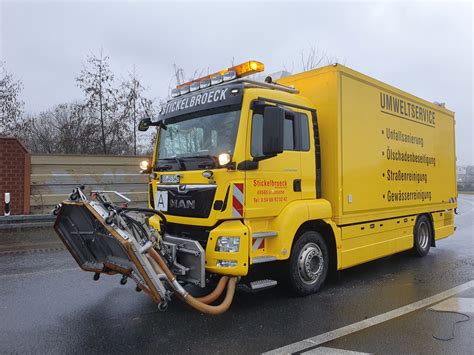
[262, 106, 284, 156]
[138, 118, 152, 131]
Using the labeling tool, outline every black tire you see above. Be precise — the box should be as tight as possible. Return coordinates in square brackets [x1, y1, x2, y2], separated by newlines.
[288, 231, 329, 296]
[413, 215, 432, 257]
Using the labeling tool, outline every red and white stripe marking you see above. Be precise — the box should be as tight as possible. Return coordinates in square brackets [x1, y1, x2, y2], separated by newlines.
[449, 197, 457, 203]
[252, 237, 265, 251]
[232, 183, 244, 218]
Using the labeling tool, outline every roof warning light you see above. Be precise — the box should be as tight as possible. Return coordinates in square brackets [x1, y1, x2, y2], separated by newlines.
[171, 60, 264, 98]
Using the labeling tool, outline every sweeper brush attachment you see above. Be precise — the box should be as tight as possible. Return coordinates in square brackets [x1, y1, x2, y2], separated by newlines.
[53, 186, 238, 314]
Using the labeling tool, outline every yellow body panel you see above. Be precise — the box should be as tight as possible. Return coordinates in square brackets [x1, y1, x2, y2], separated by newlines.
[340, 215, 416, 268]
[242, 89, 316, 219]
[279, 65, 457, 225]
[432, 209, 455, 240]
[245, 199, 333, 263]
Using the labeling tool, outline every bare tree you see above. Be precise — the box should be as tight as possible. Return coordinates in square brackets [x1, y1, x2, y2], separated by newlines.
[0, 62, 25, 135]
[119, 66, 156, 155]
[51, 104, 98, 154]
[284, 46, 340, 73]
[169, 64, 207, 97]
[173, 64, 185, 86]
[300, 47, 340, 71]
[20, 52, 159, 155]
[24, 103, 100, 154]
[76, 50, 120, 154]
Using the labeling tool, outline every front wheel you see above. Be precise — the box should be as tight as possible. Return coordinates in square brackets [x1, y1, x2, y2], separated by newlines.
[413, 215, 432, 257]
[288, 231, 329, 296]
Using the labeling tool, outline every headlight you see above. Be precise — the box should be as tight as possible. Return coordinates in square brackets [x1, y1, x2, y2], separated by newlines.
[215, 236, 240, 252]
[218, 153, 231, 166]
[139, 160, 149, 171]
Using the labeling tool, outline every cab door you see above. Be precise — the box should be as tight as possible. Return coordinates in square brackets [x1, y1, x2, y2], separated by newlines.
[244, 103, 304, 219]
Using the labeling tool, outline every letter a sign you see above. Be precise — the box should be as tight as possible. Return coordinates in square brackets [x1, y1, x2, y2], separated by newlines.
[155, 191, 168, 211]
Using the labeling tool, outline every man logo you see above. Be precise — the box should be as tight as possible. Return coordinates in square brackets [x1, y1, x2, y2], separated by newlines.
[170, 199, 196, 209]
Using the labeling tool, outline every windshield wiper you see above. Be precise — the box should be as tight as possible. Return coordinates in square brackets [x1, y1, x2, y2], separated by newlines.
[157, 157, 186, 170]
[155, 164, 173, 171]
[181, 155, 218, 168]
[181, 154, 218, 162]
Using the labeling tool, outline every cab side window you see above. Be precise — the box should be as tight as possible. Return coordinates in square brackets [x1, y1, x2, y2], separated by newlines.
[283, 117, 295, 150]
[299, 113, 310, 151]
[251, 113, 264, 157]
[251, 109, 310, 157]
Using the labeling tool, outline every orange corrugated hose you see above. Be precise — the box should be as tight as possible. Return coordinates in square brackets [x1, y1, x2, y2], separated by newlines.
[147, 249, 237, 315]
[196, 276, 230, 304]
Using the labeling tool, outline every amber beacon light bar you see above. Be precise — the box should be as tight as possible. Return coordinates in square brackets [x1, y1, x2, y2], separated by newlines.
[171, 60, 264, 98]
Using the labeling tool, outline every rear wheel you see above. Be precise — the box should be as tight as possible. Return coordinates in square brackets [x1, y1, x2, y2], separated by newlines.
[413, 215, 432, 257]
[288, 231, 329, 295]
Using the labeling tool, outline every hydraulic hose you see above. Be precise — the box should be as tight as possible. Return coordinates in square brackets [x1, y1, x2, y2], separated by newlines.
[119, 207, 168, 225]
[147, 248, 238, 315]
[196, 276, 229, 304]
[185, 277, 237, 315]
[146, 254, 229, 305]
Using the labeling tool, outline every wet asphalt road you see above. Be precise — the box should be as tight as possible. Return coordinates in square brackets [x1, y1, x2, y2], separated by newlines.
[0, 195, 473, 354]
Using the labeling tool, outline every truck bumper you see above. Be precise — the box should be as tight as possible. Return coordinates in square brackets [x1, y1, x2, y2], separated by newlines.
[149, 217, 249, 277]
[205, 220, 249, 276]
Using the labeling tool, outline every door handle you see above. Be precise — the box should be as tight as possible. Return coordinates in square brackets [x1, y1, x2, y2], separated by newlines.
[293, 179, 301, 192]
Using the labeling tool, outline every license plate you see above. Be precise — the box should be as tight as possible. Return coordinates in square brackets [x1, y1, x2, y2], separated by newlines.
[155, 191, 168, 211]
[160, 174, 180, 184]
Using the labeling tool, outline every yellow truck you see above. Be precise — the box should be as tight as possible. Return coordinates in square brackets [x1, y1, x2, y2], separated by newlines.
[54, 61, 457, 313]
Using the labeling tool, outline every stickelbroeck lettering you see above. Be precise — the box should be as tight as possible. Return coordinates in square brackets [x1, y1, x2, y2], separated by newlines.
[253, 179, 288, 188]
[161, 88, 228, 115]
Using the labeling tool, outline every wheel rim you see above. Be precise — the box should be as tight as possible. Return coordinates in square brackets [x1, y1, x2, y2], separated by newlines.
[297, 242, 324, 285]
[417, 222, 430, 249]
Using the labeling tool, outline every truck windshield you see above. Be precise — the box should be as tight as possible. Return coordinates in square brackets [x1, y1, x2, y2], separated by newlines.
[157, 108, 240, 167]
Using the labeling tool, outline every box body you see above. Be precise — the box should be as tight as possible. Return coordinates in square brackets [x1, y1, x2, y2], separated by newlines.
[280, 65, 456, 225]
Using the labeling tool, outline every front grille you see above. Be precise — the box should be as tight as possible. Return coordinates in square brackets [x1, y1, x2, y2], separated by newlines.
[157, 185, 216, 218]
[165, 222, 211, 249]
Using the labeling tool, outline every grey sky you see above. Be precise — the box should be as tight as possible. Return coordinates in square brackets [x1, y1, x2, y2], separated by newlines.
[1, 0, 472, 164]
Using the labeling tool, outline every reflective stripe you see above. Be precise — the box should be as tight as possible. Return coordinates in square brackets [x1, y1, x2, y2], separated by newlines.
[232, 183, 244, 217]
[252, 237, 265, 251]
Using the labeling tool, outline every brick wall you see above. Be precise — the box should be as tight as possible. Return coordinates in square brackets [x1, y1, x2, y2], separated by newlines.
[0, 137, 31, 215]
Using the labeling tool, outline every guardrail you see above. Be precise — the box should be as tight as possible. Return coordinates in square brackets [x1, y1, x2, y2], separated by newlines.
[0, 214, 55, 229]
[0, 214, 60, 253]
